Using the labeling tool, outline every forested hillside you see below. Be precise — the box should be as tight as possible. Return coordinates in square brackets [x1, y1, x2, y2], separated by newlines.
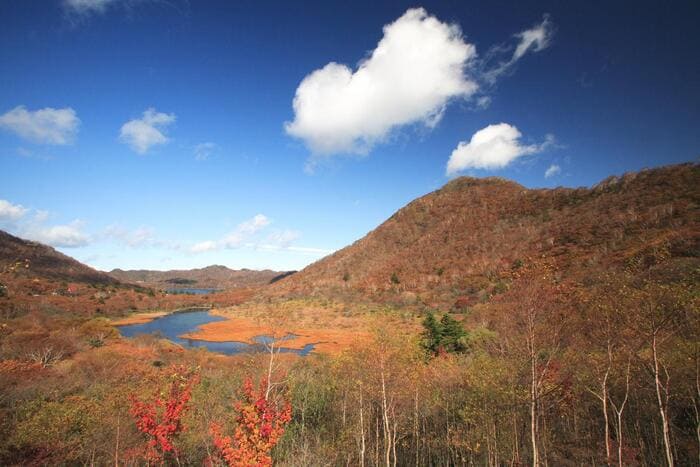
[269, 163, 699, 309]
[0, 164, 697, 465]
[0, 230, 117, 285]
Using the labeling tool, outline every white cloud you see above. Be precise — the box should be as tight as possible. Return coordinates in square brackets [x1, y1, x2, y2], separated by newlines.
[194, 142, 217, 161]
[63, 0, 118, 14]
[190, 214, 271, 253]
[485, 16, 553, 82]
[188, 216, 328, 257]
[545, 164, 561, 178]
[103, 225, 157, 247]
[264, 229, 300, 248]
[190, 240, 218, 254]
[257, 244, 334, 256]
[119, 108, 176, 154]
[285, 7, 477, 157]
[475, 96, 492, 109]
[0, 200, 28, 222]
[0, 200, 88, 247]
[33, 210, 50, 223]
[221, 214, 271, 248]
[0, 106, 80, 145]
[514, 16, 553, 60]
[446, 123, 551, 174]
[25, 220, 91, 248]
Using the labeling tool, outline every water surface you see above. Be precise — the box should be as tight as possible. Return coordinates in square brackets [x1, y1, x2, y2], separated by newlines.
[165, 288, 221, 295]
[117, 309, 315, 356]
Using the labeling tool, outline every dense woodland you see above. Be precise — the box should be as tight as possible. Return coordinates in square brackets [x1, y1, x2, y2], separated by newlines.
[0, 164, 698, 465]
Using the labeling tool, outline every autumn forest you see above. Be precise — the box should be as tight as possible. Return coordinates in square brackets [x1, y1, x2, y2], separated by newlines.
[0, 164, 698, 466]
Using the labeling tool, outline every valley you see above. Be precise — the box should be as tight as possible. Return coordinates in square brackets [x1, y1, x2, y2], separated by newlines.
[0, 164, 698, 465]
[3, 3, 698, 464]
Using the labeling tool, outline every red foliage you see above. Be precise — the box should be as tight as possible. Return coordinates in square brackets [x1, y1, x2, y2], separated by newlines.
[129, 366, 199, 463]
[210, 377, 292, 467]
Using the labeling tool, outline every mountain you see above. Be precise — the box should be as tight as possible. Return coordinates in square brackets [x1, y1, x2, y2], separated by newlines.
[0, 231, 259, 317]
[108, 265, 293, 290]
[267, 163, 699, 308]
[0, 230, 117, 285]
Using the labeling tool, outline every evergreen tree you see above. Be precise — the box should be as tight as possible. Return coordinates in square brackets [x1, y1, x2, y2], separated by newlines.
[439, 314, 468, 353]
[421, 312, 443, 354]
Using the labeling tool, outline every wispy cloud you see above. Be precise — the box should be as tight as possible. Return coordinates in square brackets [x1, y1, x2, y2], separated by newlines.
[193, 142, 217, 161]
[190, 214, 271, 253]
[446, 123, 554, 174]
[63, 0, 119, 15]
[103, 225, 156, 247]
[100, 224, 186, 251]
[0, 200, 28, 222]
[189, 215, 331, 257]
[545, 164, 561, 178]
[190, 240, 218, 254]
[25, 220, 91, 248]
[119, 108, 175, 154]
[221, 214, 271, 248]
[0, 198, 91, 248]
[256, 244, 334, 256]
[0, 106, 80, 145]
[483, 15, 554, 83]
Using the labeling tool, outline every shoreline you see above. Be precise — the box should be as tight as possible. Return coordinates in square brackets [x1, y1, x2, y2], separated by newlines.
[181, 308, 370, 354]
[110, 306, 212, 326]
[112, 306, 371, 354]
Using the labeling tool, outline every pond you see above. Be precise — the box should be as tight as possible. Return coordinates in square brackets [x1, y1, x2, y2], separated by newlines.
[116, 309, 315, 356]
[165, 288, 221, 295]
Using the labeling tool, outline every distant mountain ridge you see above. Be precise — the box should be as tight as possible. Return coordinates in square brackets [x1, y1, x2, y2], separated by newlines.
[108, 265, 293, 289]
[267, 163, 699, 308]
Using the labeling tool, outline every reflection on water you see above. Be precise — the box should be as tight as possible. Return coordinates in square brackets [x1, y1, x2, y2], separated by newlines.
[116, 309, 315, 356]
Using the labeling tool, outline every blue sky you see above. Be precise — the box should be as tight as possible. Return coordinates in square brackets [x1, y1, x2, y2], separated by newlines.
[0, 0, 698, 272]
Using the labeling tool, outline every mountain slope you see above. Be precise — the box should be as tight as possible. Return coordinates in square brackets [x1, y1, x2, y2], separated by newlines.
[108, 265, 292, 289]
[267, 163, 699, 308]
[0, 230, 117, 285]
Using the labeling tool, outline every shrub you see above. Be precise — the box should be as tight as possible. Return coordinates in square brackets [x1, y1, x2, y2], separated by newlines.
[210, 377, 291, 466]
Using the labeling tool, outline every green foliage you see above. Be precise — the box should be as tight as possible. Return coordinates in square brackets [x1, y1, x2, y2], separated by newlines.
[491, 280, 508, 295]
[439, 314, 468, 353]
[342, 272, 350, 282]
[421, 312, 442, 354]
[390, 272, 400, 284]
[421, 312, 468, 355]
[11, 397, 100, 463]
[87, 337, 104, 348]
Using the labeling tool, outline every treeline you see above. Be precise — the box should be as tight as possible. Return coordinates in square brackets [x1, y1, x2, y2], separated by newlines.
[0, 264, 698, 465]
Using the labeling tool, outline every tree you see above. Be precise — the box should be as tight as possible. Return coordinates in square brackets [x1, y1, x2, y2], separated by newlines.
[421, 312, 467, 355]
[631, 281, 690, 467]
[210, 377, 292, 467]
[129, 366, 199, 464]
[439, 314, 467, 353]
[421, 312, 442, 354]
[502, 265, 568, 467]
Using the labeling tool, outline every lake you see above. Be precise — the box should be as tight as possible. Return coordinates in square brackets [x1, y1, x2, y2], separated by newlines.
[165, 288, 221, 295]
[116, 309, 315, 356]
